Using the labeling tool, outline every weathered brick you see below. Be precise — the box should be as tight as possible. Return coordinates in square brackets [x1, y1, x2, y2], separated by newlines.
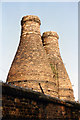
[1, 83, 80, 120]
[42, 31, 74, 101]
[6, 15, 58, 98]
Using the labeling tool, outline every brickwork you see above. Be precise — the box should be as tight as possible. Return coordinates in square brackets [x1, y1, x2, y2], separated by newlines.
[42, 31, 74, 101]
[1, 83, 80, 120]
[6, 15, 58, 97]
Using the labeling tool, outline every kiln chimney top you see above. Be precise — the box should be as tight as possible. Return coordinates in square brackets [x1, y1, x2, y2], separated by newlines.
[42, 31, 59, 39]
[21, 15, 41, 25]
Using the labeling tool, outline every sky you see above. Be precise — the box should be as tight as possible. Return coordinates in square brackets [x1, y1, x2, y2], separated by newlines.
[0, 2, 78, 100]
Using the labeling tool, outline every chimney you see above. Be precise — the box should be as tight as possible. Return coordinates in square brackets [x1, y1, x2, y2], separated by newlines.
[6, 16, 58, 97]
[42, 31, 74, 101]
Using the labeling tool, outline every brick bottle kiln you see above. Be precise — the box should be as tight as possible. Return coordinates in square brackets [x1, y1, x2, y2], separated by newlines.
[42, 31, 74, 101]
[6, 15, 58, 98]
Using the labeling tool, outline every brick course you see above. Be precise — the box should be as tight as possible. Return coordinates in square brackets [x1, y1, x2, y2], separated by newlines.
[6, 15, 58, 98]
[42, 31, 74, 101]
[1, 83, 80, 120]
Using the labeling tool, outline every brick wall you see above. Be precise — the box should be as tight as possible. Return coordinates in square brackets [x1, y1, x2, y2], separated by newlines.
[1, 83, 80, 120]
